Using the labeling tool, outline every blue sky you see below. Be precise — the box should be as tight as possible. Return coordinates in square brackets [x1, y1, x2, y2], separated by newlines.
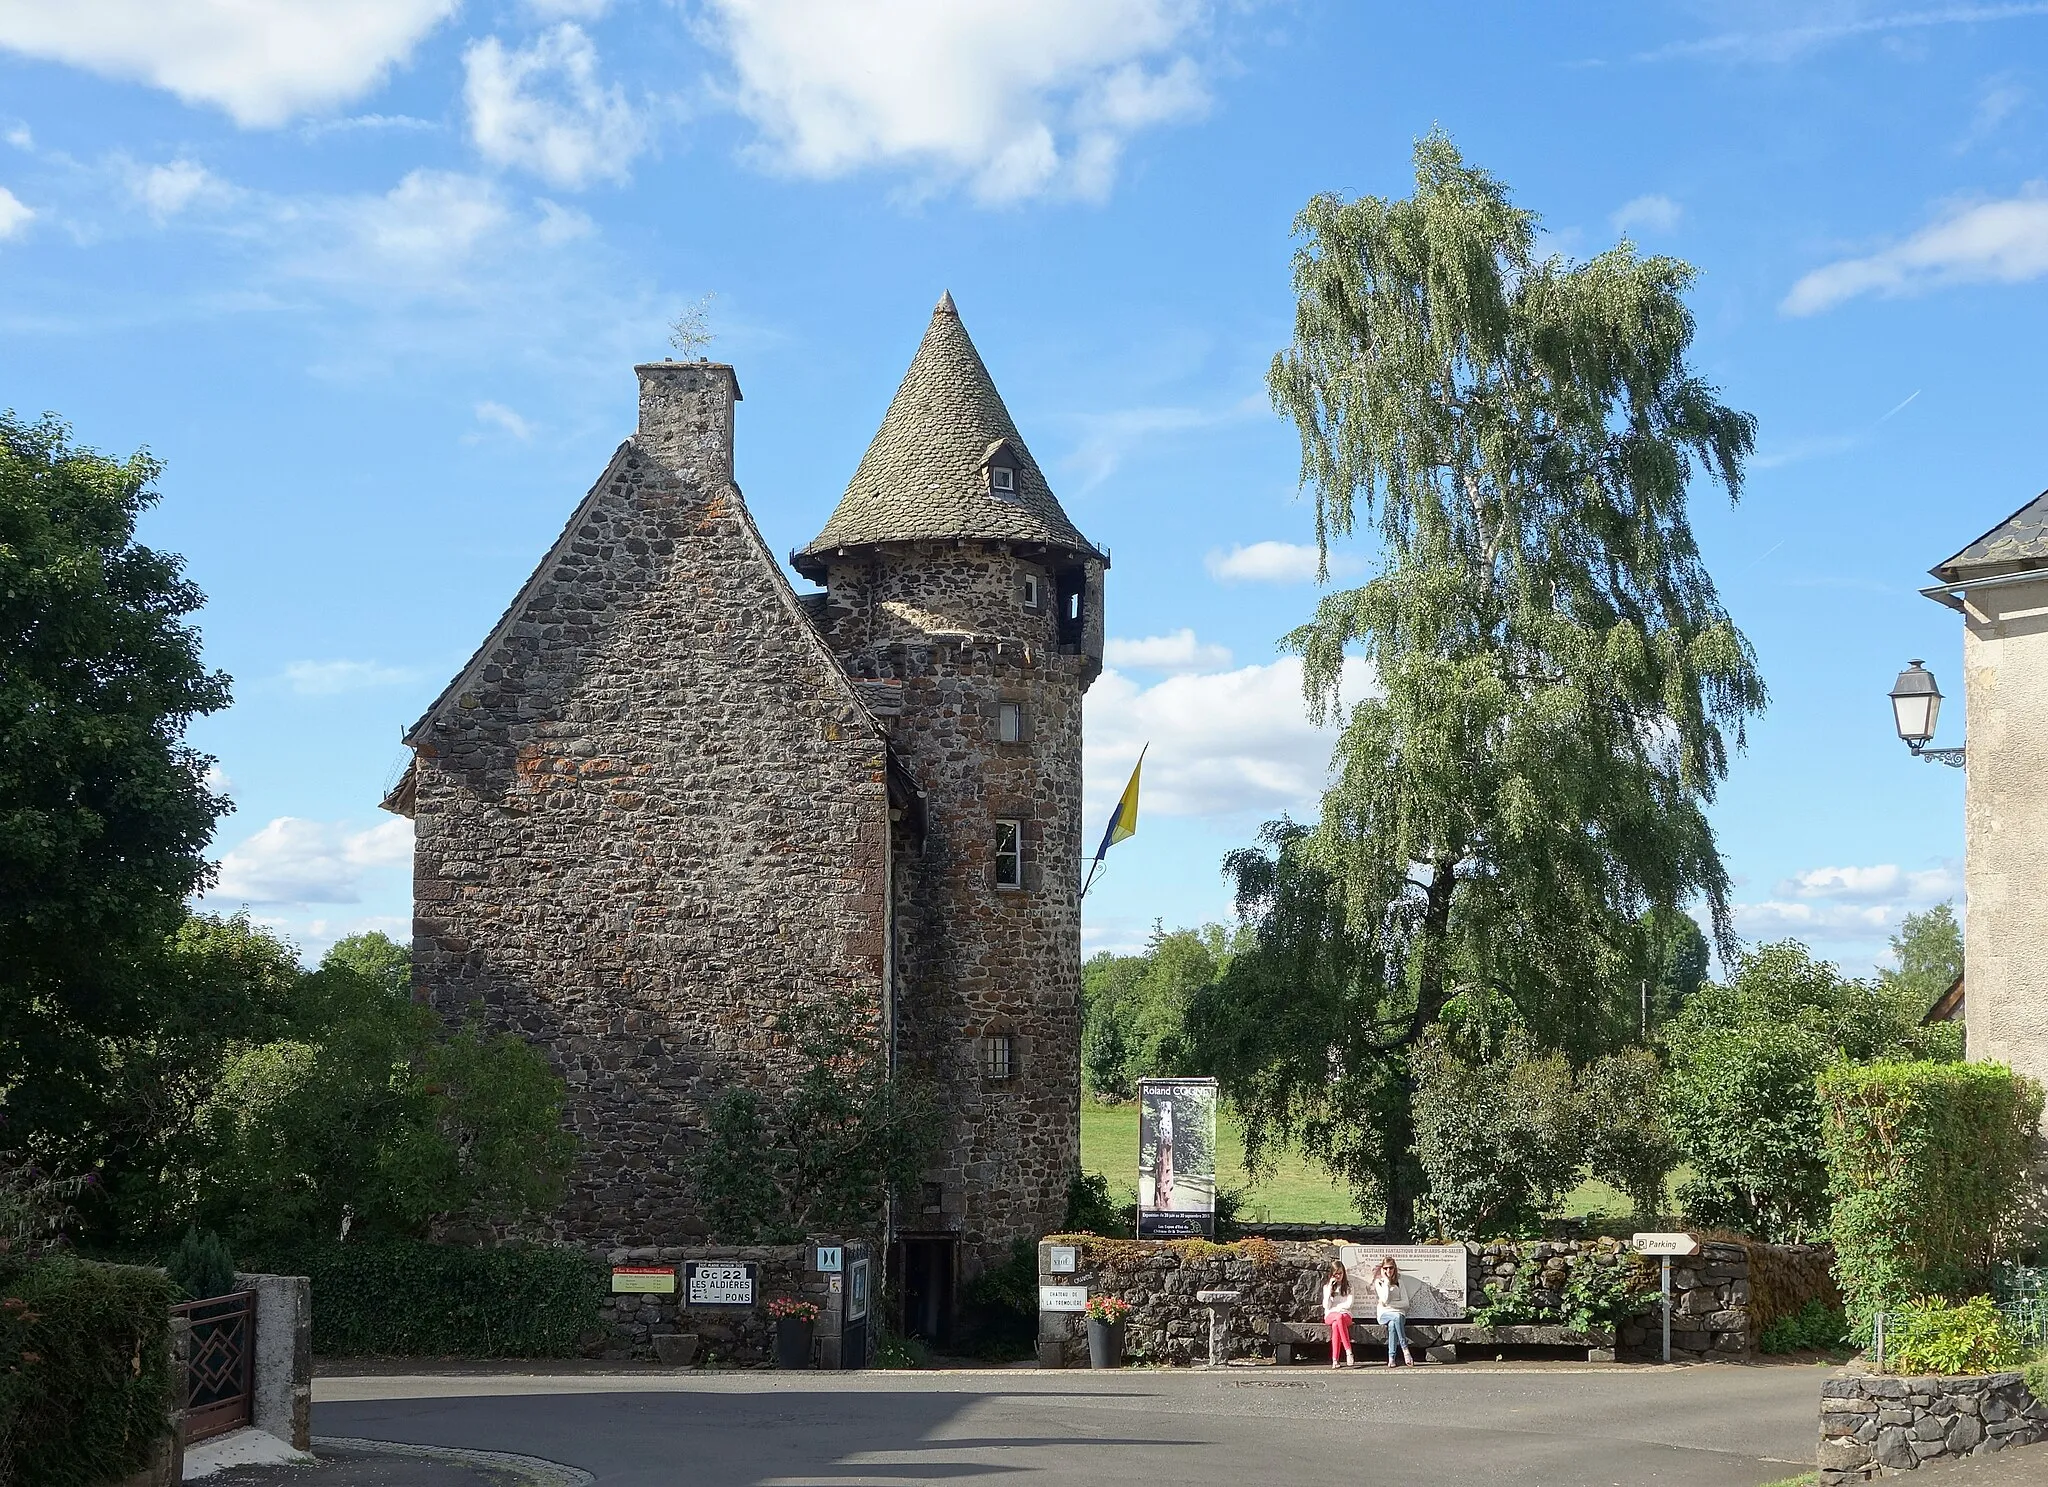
[2, 0, 2037, 974]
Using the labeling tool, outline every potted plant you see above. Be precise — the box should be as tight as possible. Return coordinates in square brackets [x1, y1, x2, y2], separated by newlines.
[769, 1297, 820, 1369]
[1084, 1294, 1131, 1369]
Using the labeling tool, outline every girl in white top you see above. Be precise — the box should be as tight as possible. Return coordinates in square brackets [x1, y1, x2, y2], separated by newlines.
[1373, 1256, 1416, 1367]
[1319, 1261, 1354, 1368]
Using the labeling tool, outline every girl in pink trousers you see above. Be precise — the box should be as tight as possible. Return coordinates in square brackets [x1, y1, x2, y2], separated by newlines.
[1321, 1260, 1355, 1368]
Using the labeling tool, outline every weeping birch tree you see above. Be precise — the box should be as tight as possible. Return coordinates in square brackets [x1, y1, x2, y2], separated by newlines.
[1194, 134, 1764, 1239]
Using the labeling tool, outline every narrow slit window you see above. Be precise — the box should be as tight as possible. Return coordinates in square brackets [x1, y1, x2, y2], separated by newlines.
[998, 701, 1023, 744]
[1022, 573, 1040, 609]
[995, 819, 1022, 889]
[983, 1034, 1015, 1080]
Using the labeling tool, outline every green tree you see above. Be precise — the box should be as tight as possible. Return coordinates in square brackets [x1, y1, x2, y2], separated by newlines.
[1877, 901, 1962, 1014]
[1212, 133, 1764, 1237]
[1663, 940, 1958, 1241]
[1081, 923, 1242, 1099]
[1638, 906, 1710, 1031]
[0, 413, 231, 1160]
[1576, 1045, 1677, 1220]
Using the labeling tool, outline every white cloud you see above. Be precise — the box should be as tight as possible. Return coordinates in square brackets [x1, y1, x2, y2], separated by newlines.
[526, 0, 610, 15]
[282, 169, 514, 293]
[1612, 193, 1681, 235]
[1084, 655, 1371, 821]
[1640, 4, 2048, 65]
[213, 816, 413, 905]
[1065, 396, 1260, 489]
[130, 158, 226, 219]
[0, 0, 459, 128]
[1206, 540, 1361, 585]
[464, 24, 647, 190]
[1104, 629, 1232, 672]
[1784, 187, 2048, 314]
[700, 0, 1210, 202]
[283, 659, 419, 695]
[0, 185, 31, 239]
[472, 400, 534, 441]
[4, 123, 28, 149]
[1779, 862, 1962, 904]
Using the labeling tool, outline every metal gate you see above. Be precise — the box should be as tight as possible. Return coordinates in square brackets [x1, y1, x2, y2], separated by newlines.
[173, 1291, 253, 1443]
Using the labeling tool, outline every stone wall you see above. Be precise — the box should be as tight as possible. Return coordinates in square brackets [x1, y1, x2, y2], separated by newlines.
[1037, 1235, 1839, 1366]
[1820, 1371, 2048, 1482]
[405, 362, 896, 1245]
[591, 1244, 868, 1367]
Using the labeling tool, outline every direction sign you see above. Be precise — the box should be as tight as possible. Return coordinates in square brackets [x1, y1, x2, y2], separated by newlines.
[1632, 1232, 1700, 1256]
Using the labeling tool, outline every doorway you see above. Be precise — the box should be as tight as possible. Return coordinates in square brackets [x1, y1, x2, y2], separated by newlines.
[898, 1234, 955, 1347]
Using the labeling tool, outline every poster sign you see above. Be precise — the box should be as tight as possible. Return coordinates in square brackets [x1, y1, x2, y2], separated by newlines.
[1039, 1285, 1089, 1312]
[611, 1266, 676, 1294]
[815, 1246, 844, 1273]
[1336, 1244, 1469, 1320]
[1138, 1077, 1218, 1238]
[847, 1257, 870, 1322]
[684, 1260, 758, 1307]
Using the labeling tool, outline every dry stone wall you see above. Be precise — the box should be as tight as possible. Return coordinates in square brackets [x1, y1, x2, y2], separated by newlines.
[1036, 1235, 1839, 1366]
[590, 1244, 865, 1367]
[409, 362, 894, 1245]
[1820, 1371, 2048, 1482]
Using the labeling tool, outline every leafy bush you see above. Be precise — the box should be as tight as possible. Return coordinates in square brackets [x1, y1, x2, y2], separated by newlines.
[1758, 1299, 1849, 1354]
[1062, 1172, 1132, 1237]
[696, 1004, 940, 1242]
[1663, 941, 1957, 1242]
[247, 1241, 604, 1357]
[1818, 1060, 2043, 1333]
[2023, 1352, 2048, 1403]
[1887, 1296, 2032, 1377]
[1412, 1019, 1581, 1238]
[959, 1239, 1037, 1357]
[165, 1227, 235, 1302]
[1466, 1245, 1651, 1333]
[1576, 1047, 1678, 1220]
[0, 1256, 177, 1487]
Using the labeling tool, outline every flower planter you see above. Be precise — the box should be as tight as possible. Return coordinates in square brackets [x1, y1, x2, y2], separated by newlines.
[775, 1316, 814, 1370]
[1087, 1318, 1125, 1369]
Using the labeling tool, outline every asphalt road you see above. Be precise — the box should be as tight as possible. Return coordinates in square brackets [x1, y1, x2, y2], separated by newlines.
[316, 1362, 1826, 1487]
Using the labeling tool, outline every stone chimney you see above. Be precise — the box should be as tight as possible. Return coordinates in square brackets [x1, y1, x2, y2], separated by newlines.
[633, 361, 741, 488]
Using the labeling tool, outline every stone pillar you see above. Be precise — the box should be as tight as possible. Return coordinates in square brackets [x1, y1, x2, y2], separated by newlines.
[236, 1273, 312, 1450]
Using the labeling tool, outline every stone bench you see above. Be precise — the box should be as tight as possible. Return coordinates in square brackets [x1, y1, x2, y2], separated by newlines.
[1270, 1318, 1615, 1365]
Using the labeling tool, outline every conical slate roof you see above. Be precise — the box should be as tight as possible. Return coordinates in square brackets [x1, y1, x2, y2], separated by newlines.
[795, 293, 1100, 578]
[1932, 489, 2048, 583]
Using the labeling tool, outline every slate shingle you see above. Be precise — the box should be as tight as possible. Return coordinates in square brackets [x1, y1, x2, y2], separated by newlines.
[795, 292, 1102, 578]
[1933, 489, 2048, 582]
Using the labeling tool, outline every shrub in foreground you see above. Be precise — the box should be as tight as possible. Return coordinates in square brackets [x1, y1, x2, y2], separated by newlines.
[0, 1257, 177, 1487]
[1818, 1059, 2043, 1333]
[1886, 1296, 2031, 1377]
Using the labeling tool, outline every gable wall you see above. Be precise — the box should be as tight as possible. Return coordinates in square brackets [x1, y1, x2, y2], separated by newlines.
[409, 364, 891, 1243]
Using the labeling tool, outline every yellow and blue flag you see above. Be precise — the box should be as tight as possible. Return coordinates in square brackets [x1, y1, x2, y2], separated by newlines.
[1083, 746, 1145, 896]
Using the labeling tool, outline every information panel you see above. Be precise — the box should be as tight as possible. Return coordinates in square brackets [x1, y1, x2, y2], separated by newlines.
[1335, 1244, 1469, 1320]
[610, 1266, 676, 1294]
[684, 1260, 758, 1307]
[1137, 1077, 1218, 1239]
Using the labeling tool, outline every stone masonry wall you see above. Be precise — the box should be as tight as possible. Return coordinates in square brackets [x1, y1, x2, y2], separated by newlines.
[1037, 1236, 1838, 1366]
[1820, 1371, 2048, 1482]
[408, 362, 894, 1246]
[590, 1245, 856, 1367]
[818, 544, 1101, 1277]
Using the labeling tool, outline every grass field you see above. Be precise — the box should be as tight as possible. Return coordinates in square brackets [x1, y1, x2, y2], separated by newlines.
[1079, 1097, 1643, 1228]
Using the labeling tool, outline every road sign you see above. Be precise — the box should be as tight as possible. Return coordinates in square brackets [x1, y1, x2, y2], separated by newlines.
[1632, 1232, 1700, 1256]
[1039, 1285, 1088, 1312]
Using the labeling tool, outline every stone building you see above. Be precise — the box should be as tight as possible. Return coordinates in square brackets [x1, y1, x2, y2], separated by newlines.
[384, 294, 1105, 1338]
[1923, 490, 2048, 1105]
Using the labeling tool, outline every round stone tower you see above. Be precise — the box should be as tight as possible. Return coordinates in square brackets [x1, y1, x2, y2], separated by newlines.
[794, 292, 1105, 1328]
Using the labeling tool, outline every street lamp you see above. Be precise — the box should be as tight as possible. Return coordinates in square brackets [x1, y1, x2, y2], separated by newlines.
[1889, 660, 1966, 767]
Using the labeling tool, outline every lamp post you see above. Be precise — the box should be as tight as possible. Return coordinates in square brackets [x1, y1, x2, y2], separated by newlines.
[1889, 660, 1966, 767]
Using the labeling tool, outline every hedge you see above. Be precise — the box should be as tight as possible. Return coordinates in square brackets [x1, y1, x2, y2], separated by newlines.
[1817, 1059, 2044, 1334]
[249, 1241, 606, 1357]
[0, 1257, 177, 1487]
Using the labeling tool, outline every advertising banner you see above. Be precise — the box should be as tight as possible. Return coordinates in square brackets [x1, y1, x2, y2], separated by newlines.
[1335, 1244, 1469, 1319]
[1137, 1077, 1218, 1239]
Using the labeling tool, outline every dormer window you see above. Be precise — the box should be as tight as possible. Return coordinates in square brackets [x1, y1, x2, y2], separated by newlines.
[991, 466, 1015, 493]
[980, 438, 1024, 502]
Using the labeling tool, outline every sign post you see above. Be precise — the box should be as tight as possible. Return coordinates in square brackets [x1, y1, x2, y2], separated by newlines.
[1632, 1233, 1700, 1363]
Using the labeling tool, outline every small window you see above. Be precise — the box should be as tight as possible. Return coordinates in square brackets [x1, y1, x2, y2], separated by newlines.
[998, 701, 1023, 744]
[983, 1034, 1015, 1080]
[995, 819, 1022, 889]
[1022, 573, 1040, 609]
[991, 466, 1016, 493]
